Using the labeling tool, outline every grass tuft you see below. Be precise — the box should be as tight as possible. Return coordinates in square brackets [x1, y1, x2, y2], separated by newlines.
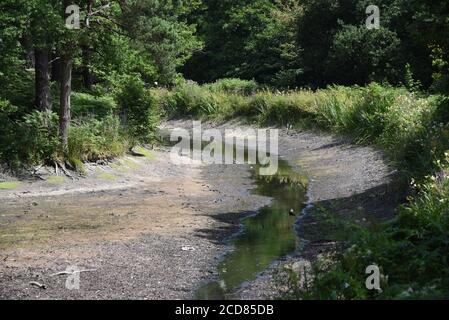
[46, 176, 67, 184]
[0, 181, 21, 190]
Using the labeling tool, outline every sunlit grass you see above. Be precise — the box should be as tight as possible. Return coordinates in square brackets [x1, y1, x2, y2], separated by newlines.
[98, 172, 117, 180]
[0, 181, 21, 190]
[134, 146, 156, 160]
[46, 176, 67, 184]
[123, 158, 140, 169]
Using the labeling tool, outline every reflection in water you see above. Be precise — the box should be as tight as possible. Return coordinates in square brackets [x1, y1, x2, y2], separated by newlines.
[195, 160, 307, 299]
[157, 128, 308, 299]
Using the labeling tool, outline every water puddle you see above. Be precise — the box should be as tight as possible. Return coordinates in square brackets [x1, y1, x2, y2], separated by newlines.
[157, 127, 307, 299]
[195, 160, 307, 299]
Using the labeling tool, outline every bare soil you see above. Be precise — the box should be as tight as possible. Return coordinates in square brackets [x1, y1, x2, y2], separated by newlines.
[0, 120, 401, 299]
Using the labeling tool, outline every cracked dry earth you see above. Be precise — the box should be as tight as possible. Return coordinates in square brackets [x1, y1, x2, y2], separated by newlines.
[0, 121, 400, 299]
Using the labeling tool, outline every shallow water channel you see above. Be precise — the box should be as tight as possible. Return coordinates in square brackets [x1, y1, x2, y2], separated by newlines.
[195, 159, 307, 299]
[159, 128, 307, 299]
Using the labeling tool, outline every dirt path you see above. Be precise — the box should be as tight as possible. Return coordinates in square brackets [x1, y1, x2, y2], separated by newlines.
[0, 120, 400, 299]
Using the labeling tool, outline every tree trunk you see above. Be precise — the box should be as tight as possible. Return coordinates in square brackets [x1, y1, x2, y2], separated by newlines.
[59, 55, 73, 155]
[35, 48, 52, 111]
[51, 54, 61, 83]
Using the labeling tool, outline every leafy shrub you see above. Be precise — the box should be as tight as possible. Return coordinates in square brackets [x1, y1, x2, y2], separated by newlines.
[21, 110, 60, 164]
[115, 75, 158, 142]
[204, 78, 259, 95]
[328, 26, 402, 85]
[1, 97, 130, 170]
[250, 91, 316, 125]
[68, 114, 129, 164]
[0, 99, 21, 167]
[1, 70, 35, 114]
[161, 83, 229, 117]
[71, 92, 117, 119]
[0, 101, 59, 168]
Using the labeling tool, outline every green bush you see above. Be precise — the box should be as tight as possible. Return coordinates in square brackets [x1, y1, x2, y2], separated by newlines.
[204, 78, 260, 95]
[115, 75, 158, 142]
[1, 70, 35, 114]
[327, 26, 402, 85]
[68, 115, 129, 164]
[71, 92, 117, 119]
[0, 101, 59, 168]
[161, 83, 230, 117]
[1, 97, 130, 170]
[21, 110, 60, 164]
[1, 74, 161, 171]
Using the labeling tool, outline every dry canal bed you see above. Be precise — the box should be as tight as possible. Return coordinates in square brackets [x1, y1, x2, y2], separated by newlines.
[0, 121, 398, 299]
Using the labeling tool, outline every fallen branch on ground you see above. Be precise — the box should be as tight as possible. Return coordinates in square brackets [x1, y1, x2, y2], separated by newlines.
[29, 281, 46, 289]
[50, 269, 97, 276]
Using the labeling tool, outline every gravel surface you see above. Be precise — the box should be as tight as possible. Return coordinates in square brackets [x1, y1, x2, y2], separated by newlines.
[0, 120, 401, 299]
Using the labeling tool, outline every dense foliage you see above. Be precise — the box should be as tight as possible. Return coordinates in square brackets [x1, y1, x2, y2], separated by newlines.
[1, 0, 449, 300]
[2, 0, 448, 169]
[185, 0, 449, 92]
[0, 0, 199, 168]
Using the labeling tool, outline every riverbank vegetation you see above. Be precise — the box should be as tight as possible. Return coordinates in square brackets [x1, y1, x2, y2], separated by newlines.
[155, 82, 449, 179]
[1, 0, 198, 169]
[153, 80, 449, 298]
[1, 0, 449, 299]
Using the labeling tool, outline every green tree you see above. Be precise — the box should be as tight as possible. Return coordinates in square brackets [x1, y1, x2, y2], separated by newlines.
[119, 0, 202, 85]
[327, 25, 402, 85]
[0, 0, 30, 110]
[184, 0, 300, 86]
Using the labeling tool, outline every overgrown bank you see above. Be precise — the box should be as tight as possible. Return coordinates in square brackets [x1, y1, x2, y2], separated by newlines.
[0, 75, 158, 173]
[155, 80, 449, 176]
[2, 76, 449, 299]
[153, 80, 449, 299]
